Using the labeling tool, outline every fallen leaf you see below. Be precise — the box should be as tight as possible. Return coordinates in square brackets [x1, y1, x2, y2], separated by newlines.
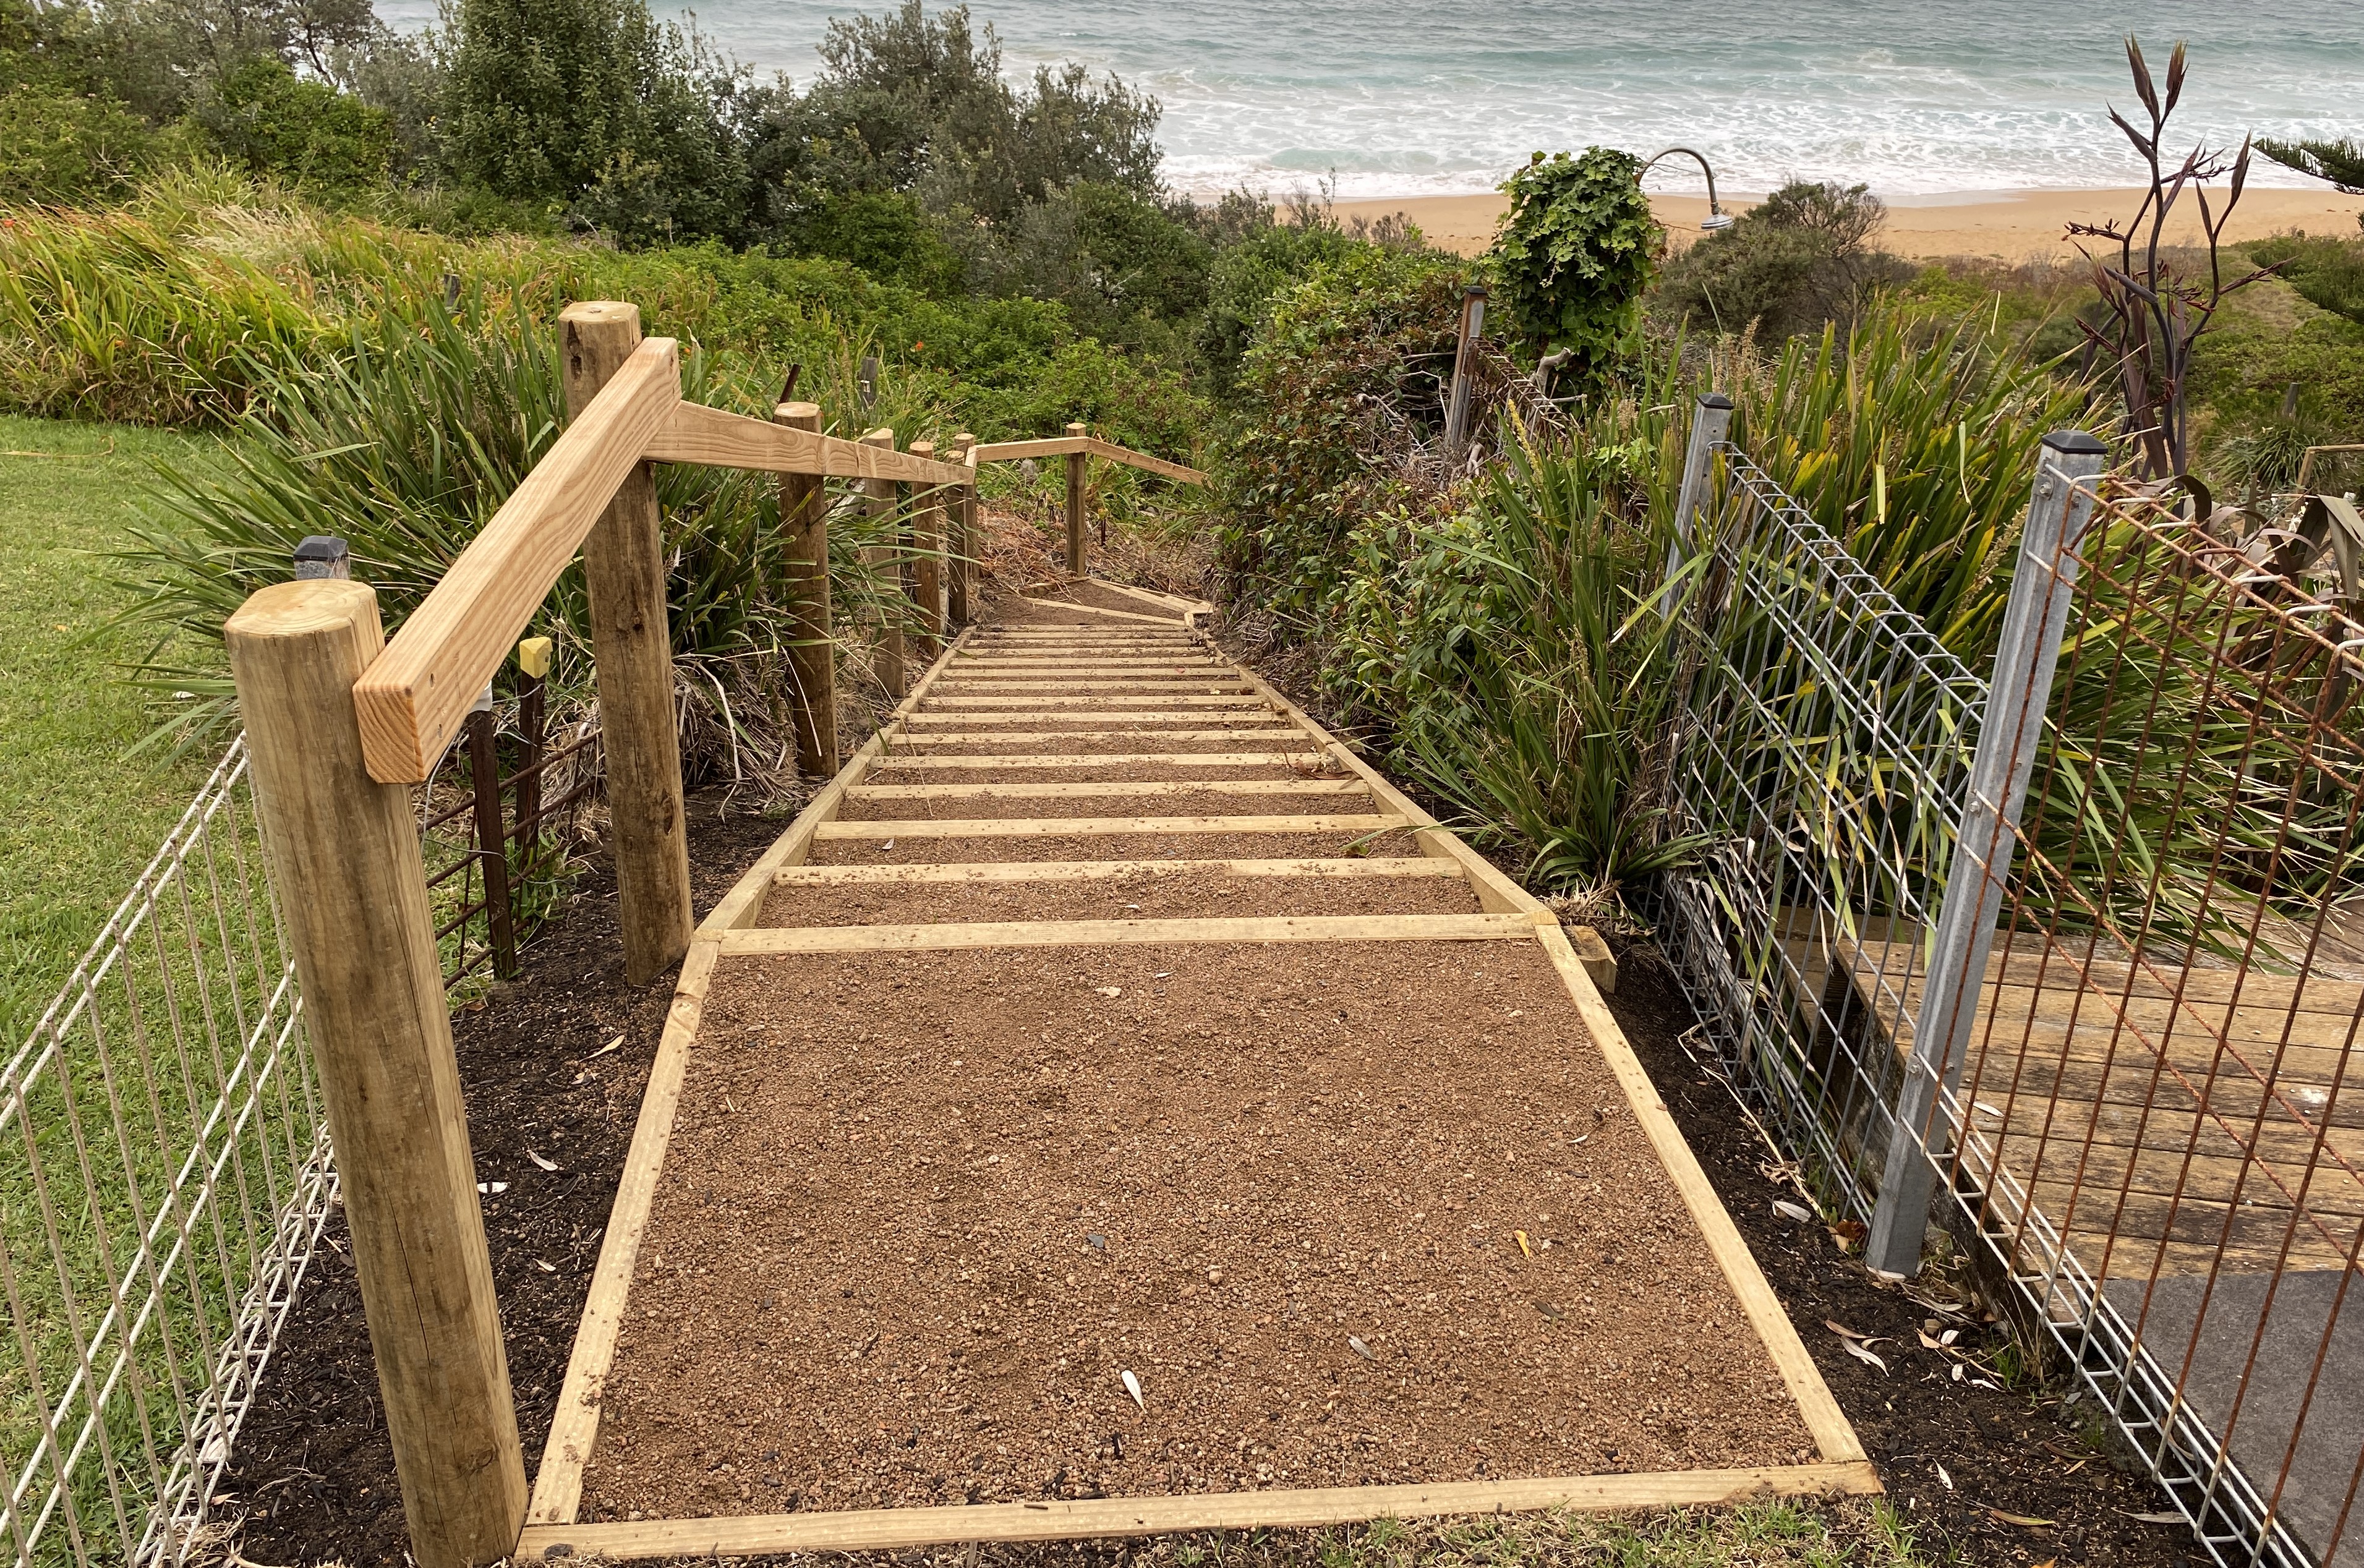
[1987, 1509, 2053, 1528]
[1827, 1218, 1867, 1251]
[1953, 1363, 1966, 1382]
[1773, 1199, 1812, 1222]
[1514, 1230, 1533, 1257]
[1918, 1329, 1950, 1352]
[1347, 1336, 1375, 1360]
[1841, 1339, 1889, 1373]
[526, 1148, 558, 1172]
[2122, 1510, 2186, 1525]
[1824, 1319, 1872, 1340]
[879, 838, 895, 851]
[475, 1181, 510, 1195]
[1935, 1462, 1953, 1490]
[1120, 1369, 1145, 1409]
[589, 1034, 623, 1059]
[534, 1258, 556, 1273]
[1534, 1301, 1565, 1321]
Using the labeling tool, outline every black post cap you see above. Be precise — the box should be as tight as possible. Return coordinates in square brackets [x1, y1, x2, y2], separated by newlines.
[2042, 429, 2108, 456]
[1700, 393, 1735, 411]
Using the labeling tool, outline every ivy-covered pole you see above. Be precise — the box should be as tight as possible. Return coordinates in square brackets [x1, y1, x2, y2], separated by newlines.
[1485, 147, 1661, 392]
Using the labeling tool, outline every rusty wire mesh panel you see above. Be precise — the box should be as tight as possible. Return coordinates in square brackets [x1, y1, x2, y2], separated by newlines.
[1913, 490, 2364, 1568]
[1657, 441, 1986, 1221]
[0, 738, 332, 1568]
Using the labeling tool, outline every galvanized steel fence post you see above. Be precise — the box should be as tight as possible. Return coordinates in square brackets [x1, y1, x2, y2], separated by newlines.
[1667, 393, 1734, 586]
[1864, 428, 2108, 1277]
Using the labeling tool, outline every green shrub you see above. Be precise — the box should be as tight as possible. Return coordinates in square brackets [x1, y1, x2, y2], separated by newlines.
[2245, 231, 2364, 325]
[1486, 147, 1659, 381]
[1219, 243, 1466, 616]
[1654, 180, 1912, 340]
[193, 56, 394, 193]
[0, 80, 156, 202]
[0, 178, 1213, 454]
[441, 0, 762, 241]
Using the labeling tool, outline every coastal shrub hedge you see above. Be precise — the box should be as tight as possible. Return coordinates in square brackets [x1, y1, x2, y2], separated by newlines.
[0, 176, 1214, 453]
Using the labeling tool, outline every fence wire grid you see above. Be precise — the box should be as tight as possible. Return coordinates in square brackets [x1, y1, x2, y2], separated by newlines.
[1662, 438, 2364, 1568]
[1920, 490, 2364, 1568]
[0, 738, 330, 1568]
[1657, 440, 1987, 1222]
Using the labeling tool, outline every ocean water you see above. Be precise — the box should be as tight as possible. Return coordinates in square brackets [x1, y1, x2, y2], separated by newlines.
[374, 0, 2364, 197]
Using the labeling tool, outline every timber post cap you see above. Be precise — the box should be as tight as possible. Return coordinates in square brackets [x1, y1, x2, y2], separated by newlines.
[560, 300, 641, 331]
[1065, 422, 1088, 435]
[225, 577, 379, 641]
[774, 399, 822, 423]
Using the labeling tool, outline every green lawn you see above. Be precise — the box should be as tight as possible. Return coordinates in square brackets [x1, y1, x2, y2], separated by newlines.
[0, 414, 222, 1045]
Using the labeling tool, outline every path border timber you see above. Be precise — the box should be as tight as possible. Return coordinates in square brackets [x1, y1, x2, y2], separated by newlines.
[515, 608, 1876, 1559]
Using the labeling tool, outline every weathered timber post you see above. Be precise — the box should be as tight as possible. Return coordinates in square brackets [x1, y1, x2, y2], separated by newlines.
[224, 579, 526, 1568]
[861, 426, 907, 698]
[948, 433, 976, 627]
[1064, 422, 1088, 577]
[1443, 284, 1487, 459]
[560, 302, 691, 987]
[774, 399, 838, 779]
[1864, 429, 2108, 1278]
[908, 440, 944, 658]
[464, 692, 518, 979]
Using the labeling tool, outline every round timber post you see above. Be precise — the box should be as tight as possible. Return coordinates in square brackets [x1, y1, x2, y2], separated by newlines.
[561, 301, 693, 987]
[774, 399, 838, 779]
[225, 579, 526, 1568]
[1064, 422, 1088, 577]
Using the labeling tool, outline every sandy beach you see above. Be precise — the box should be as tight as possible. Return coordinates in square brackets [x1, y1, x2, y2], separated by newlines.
[1334, 187, 2364, 262]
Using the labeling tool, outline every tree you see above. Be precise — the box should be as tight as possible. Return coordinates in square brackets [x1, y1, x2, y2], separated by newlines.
[2258, 135, 2364, 224]
[194, 54, 393, 190]
[1485, 148, 1660, 387]
[442, 0, 766, 241]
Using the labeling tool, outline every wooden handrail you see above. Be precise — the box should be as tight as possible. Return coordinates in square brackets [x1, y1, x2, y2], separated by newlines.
[970, 434, 1206, 485]
[354, 336, 682, 783]
[647, 401, 973, 485]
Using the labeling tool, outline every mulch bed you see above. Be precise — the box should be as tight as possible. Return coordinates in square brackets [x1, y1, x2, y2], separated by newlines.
[1602, 942, 2199, 1567]
[218, 791, 788, 1568]
[576, 940, 1814, 1521]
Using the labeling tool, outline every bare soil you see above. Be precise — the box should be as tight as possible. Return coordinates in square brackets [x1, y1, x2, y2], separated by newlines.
[576, 940, 1816, 1521]
[835, 789, 1384, 823]
[808, 831, 1425, 866]
[1602, 943, 2197, 1566]
[755, 869, 1482, 926]
[864, 764, 1336, 785]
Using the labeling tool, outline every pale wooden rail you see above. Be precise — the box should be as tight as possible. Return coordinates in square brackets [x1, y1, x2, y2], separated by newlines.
[223, 297, 1142, 1568]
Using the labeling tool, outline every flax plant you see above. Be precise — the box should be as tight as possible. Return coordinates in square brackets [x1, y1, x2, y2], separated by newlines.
[109, 296, 944, 781]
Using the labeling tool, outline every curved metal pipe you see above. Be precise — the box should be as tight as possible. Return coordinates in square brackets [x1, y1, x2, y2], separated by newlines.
[1641, 147, 1734, 230]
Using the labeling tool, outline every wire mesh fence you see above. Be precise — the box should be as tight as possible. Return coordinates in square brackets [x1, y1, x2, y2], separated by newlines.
[1915, 489, 2364, 1568]
[1656, 439, 1987, 1223]
[0, 738, 328, 1568]
[1660, 422, 2364, 1568]
[0, 659, 605, 1568]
